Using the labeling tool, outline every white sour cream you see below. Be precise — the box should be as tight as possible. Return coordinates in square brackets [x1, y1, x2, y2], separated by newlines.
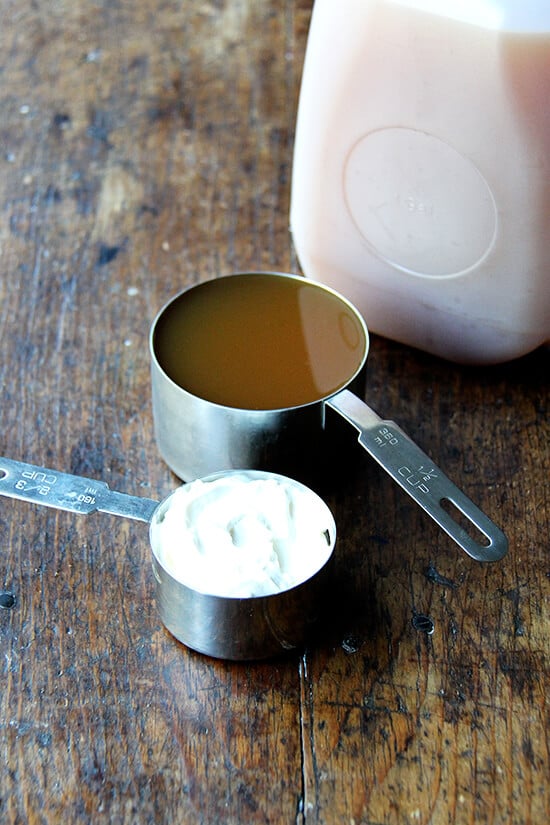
[150, 471, 335, 598]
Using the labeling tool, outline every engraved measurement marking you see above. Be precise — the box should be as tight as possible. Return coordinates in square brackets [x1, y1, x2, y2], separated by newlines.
[371, 428, 439, 494]
[16, 470, 57, 496]
[373, 426, 399, 448]
[14, 471, 99, 506]
[76, 495, 97, 505]
[398, 464, 438, 494]
[22, 471, 57, 483]
[15, 480, 52, 495]
[77, 487, 98, 506]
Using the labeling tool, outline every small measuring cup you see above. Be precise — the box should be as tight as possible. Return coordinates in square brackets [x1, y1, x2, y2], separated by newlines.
[0, 459, 335, 660]
[150, 272, 508, 564]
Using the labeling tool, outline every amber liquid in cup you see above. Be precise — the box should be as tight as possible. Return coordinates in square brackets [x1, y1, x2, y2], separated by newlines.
[152, 273, 367, 410]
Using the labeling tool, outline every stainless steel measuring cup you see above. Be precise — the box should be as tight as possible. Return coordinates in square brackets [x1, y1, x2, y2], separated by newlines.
[0, 458, 335, 660]
[150, 272, 508, 564]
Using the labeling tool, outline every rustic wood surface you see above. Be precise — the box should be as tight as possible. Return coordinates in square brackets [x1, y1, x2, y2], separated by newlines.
[0, 2, 548, 823]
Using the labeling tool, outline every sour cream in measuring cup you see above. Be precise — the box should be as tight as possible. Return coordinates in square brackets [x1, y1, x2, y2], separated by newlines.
[149, 471, 335, 598]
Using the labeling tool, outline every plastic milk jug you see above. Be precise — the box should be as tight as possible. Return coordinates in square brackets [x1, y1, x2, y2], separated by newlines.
[290, 0, 550, 363]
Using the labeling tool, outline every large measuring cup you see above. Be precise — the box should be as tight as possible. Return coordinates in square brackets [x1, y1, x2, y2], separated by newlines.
[150, 272, 508, 564]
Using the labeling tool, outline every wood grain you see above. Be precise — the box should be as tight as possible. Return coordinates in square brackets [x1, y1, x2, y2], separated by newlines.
[0, 2, 548, 823]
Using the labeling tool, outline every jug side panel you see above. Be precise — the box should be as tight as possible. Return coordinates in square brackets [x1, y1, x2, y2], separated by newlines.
[291, 0, 550, 362]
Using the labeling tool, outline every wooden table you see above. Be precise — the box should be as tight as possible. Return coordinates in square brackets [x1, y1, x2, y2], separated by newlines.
[1, 2, 548, 823]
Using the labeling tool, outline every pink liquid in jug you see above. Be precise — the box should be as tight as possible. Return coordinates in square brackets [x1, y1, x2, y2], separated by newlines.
[291, 0, 550, 363]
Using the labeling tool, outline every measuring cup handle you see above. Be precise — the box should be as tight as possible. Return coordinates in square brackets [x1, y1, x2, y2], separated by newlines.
[327, 390, 508, 563]
[0, 456, 159, 523]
